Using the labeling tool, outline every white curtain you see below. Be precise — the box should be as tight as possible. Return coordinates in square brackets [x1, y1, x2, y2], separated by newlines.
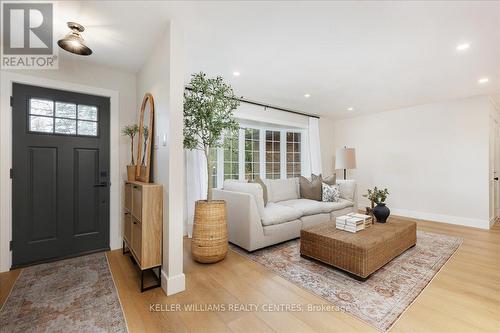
[308, 117, 323, 175]
[184, 149, 207, 237]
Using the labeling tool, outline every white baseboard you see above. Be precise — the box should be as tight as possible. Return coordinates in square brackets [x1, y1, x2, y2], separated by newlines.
[391, 208, 490, 230]
[161, 270, 185, 296]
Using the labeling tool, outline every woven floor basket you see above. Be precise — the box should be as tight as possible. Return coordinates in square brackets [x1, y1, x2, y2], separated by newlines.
[191, 200, 228, 263]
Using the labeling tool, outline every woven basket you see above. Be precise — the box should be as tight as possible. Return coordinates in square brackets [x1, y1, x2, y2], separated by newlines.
[191, 200, 228, 263]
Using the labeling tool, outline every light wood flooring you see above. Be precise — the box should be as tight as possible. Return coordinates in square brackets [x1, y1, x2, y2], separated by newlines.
[1, 217, 499, 332]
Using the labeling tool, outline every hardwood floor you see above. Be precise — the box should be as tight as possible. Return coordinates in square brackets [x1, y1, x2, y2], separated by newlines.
[1, 217, 499, 332]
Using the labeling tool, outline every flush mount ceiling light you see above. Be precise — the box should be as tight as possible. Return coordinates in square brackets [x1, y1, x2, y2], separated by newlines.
[232, 71, 240, 76]
[456, 43, 470, 52]
[58, 22, 92, 56]
[347, 107, 354, 111]
[478, 77, 490, 84]
[304, 93, 311, 98]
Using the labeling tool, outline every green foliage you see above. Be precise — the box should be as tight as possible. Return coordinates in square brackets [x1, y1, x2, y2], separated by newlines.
[121, 124, 139, 165]
[363, 186, 390, 204]
[183, 72, 240, 200]
[184, 72, 240, 151]
[121, 124, 139, 138]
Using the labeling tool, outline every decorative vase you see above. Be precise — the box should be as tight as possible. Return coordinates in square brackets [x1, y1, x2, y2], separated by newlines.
[191, 200, 228, 263]
[127, 165, 136, 181]
[373, 202, 390, 223]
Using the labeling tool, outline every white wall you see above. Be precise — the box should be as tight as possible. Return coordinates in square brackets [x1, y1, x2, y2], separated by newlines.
[136, 22, 185, 296]
[235, 103, 309, 128]
[330, 96, 491, 229]
[0, 61, 136, 271]
[489, 97, 500, 226]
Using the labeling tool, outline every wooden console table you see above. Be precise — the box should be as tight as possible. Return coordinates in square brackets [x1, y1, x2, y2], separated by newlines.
[123, 180, 163, 292]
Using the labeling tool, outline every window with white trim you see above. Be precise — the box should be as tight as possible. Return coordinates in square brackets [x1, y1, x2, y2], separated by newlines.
[211, 125, 306, 187]
[223, 129, 239, 180]
[286, 132, 301, 178]
[244, 128, 260, 180]
[265, 130, 281, 179]
[209, 147, 218, 188]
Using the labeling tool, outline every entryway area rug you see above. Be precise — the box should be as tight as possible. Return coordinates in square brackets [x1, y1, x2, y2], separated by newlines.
[0, 252, 127, 333]
[231, 230, 461, 332]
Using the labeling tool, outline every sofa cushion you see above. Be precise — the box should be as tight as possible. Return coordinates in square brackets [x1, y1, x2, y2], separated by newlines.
[223, 180, 265, 217]
[323, 174, 336, 185]
[261, 203, 302, 226]
[321, 198, 354, 213]
[299, 174, 322, 201]
[322, 183, 340, 202]
[336, 179, 356, 201]
[266, 178, 299, 202]
[278, 199, 327, 216]
[250, 176, 268, 206]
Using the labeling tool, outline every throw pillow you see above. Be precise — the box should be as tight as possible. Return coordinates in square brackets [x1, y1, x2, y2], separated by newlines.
[336, 179, 356, 201]
[323, 174, 336, 186]
[250, 176, 268, 206]
[322, 183, 340, 202]
[299, 174, 322, 201]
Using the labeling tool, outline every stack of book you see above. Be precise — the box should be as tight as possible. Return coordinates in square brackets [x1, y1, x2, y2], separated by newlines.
[336, 215, 365, 233]
[348, 213, 373, 228]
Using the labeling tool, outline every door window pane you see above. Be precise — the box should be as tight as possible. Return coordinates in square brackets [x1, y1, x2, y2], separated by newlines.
[244, 128, 260, 180]
[78, 105, 98, 121]
[29, 116, 53, 133]
[30, 99, 53, 116]
[77, 121, 97, 136]
[55, 102, 76, 118]
[55, 118, 77, 134]
[29, 98, 99, 136]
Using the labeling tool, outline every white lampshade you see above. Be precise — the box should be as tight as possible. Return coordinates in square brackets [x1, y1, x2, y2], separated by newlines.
[335, 147, 357, 169]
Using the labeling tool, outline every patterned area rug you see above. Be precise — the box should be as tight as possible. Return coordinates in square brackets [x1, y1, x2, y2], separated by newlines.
[0, 252, 127, 333]
[231, 230, 461, 332]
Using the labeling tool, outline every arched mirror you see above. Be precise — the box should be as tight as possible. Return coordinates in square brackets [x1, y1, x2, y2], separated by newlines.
[136, 93, 154, 182]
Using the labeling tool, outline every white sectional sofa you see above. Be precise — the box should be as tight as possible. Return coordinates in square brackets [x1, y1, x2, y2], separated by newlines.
[212, 178, 357, 251]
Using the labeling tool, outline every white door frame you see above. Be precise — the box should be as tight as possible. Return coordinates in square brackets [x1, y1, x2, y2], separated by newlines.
[0, 72, 121, 272]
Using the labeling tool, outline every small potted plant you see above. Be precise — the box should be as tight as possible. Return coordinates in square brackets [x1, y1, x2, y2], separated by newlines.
[184, 72, 240, 263]
[363, 187, 390, 223]
[121, 124, 139, 181]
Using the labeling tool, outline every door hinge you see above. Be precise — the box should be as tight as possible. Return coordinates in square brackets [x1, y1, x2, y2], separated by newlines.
[9, 240, 13, 251]
[9, 168, 13, 179]
[10, 96, 13, 107]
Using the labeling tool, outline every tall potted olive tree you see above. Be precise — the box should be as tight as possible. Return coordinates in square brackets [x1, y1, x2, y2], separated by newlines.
[184, 72, 240, 263]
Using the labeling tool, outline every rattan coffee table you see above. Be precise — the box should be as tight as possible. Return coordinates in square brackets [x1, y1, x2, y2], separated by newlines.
[300, 218, 416, 280]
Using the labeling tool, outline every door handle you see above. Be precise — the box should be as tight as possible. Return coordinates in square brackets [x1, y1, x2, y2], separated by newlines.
[495, 177, 499, 181]
[94, 182, 108, 187]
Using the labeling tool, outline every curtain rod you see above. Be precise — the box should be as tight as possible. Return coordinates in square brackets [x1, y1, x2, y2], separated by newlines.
[184, 86, 320, 119]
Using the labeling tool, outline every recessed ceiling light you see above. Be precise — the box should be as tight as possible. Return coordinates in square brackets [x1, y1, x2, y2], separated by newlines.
[347, 107, 354, 111]
[304, 93, 311, 98]
[478, 77, 489, 84]
[232, 71, 240, 76]
[456, 43, 470, 52]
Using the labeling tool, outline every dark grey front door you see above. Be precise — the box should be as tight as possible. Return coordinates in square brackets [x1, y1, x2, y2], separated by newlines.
[12, 83, 110, 268]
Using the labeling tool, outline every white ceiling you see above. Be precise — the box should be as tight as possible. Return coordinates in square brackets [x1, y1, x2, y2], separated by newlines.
[55, 1, 500, 119]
